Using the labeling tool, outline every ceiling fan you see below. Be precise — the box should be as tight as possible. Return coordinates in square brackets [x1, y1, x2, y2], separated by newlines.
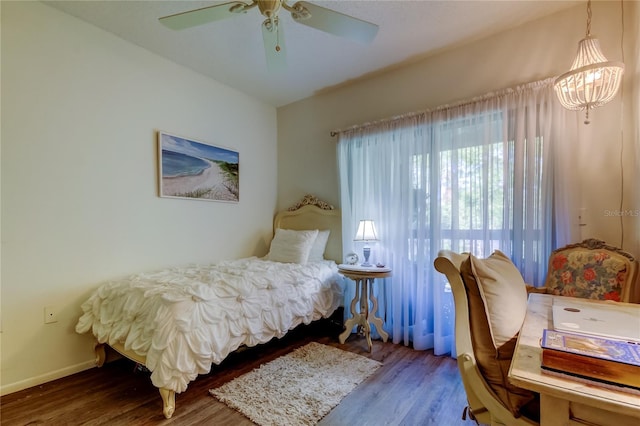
[159, 0, 378, 70]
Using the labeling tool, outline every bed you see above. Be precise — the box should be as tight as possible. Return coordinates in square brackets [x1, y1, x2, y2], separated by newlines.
[75, 196, 343, 419]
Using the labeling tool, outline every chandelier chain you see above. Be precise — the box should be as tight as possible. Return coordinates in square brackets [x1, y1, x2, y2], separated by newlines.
[586, 0, 592, 36]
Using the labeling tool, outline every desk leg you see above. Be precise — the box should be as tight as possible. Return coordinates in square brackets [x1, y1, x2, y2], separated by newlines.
[540, 394, 569, 426]
[368, 278, 389, 343]
[339, 278, 362, 344]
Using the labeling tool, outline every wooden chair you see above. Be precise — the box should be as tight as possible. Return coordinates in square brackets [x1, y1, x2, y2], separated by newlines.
[541, 238, 639, 303]
[434, 250, 538, 426]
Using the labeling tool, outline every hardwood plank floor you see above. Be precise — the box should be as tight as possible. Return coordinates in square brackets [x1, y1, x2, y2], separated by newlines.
[0, 322, 470, 425]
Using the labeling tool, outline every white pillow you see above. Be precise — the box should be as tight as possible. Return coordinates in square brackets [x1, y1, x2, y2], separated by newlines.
[267, 229, 319, 264]
[308, 230, 330, 262]
[468, 250, 528, 348]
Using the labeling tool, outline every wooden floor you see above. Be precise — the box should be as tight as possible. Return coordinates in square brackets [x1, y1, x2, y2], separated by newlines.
[1, 321, 470, 425]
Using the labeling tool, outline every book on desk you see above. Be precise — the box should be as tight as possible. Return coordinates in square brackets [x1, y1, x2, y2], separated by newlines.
[540, 329, 640, 393]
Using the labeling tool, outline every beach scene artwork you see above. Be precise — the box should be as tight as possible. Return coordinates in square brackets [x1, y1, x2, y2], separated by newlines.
[159, 132, 239, 202]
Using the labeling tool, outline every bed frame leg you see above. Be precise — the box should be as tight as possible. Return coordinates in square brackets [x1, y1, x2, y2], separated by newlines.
[159, 388, 176, 419]
[93, 341, 175, 418]
[94, 342, 106, 367]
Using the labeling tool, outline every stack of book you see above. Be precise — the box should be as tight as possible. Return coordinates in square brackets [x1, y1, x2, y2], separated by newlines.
[540, 329, 640, 394]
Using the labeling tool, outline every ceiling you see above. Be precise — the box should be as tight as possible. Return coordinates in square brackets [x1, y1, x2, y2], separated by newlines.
[44, 1, 581, 107]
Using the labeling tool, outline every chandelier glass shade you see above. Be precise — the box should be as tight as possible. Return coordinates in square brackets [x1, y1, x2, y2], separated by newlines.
[553, 1, 624, 124]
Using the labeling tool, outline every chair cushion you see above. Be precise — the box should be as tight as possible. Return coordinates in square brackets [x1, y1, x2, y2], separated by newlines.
[545, 247, 631, 301]
[460, 250, 536, 417]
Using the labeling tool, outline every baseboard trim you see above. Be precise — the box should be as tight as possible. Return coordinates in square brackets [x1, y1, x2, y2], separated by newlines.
[1, 360, 97, 396]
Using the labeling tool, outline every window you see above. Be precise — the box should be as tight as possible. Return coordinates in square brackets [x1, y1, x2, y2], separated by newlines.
[338, 79, 565, 354]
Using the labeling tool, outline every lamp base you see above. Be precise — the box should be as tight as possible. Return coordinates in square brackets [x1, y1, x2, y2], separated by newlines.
[361, 246, 371, 267]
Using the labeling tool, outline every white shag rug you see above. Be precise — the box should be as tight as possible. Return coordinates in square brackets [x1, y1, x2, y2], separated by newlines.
[209, 342, 382, 426]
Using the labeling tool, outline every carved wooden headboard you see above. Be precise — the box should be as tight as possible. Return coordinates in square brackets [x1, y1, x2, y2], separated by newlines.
[273, 195, 342, 263]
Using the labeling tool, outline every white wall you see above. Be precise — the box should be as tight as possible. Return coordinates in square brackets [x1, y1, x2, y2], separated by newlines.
[0, 1, 277, 393]
[278, 1, 638, 257]
[628, 0, 640, 263]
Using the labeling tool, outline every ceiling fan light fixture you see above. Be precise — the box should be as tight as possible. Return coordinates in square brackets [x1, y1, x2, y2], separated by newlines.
[291, 11, 311, 21]
[159, 0, 378, 68]
[263, 15, 279, 33]
[554, 0, 624, 124]
[258, 0, 282, 18]
[287, 2, 311, 21]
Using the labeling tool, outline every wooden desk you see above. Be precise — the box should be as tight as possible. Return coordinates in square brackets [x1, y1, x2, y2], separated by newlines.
[337, 265, 391, 352]
[508, 294, 640, 426]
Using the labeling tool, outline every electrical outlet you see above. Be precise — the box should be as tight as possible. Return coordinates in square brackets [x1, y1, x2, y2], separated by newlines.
[44, 306, 58, 324]
[578, 208, 588, 227]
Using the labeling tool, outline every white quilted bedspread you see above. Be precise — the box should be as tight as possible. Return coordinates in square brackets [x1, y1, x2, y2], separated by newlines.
[76, 257, 342, 393]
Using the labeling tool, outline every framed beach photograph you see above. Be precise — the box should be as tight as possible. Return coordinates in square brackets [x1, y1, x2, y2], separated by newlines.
[158, 131, 239, 202]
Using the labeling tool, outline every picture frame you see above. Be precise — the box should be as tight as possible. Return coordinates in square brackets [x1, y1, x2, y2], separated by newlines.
[158, 131, 239, 202]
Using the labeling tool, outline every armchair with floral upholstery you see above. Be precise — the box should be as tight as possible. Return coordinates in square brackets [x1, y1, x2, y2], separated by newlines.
[433, 239, 639, 425]
[537, 238, 639, 303]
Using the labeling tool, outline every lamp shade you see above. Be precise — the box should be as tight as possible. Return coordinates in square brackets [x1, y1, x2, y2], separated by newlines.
[354, 220, 378, 241]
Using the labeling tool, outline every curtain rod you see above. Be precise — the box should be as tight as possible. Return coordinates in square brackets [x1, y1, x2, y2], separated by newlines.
[329, 77, 555, 137]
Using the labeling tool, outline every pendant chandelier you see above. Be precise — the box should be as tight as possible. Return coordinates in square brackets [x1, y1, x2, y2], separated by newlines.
[554, 0, 624, 124]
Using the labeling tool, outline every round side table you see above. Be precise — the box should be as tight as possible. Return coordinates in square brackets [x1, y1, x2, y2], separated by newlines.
[337, 264, 391, 352]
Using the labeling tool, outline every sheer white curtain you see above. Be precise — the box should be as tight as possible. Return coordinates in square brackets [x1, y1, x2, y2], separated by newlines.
[337, 78, 579, 355]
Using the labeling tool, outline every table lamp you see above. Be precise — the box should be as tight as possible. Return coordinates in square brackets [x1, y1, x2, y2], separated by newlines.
[353, 220, 378, 266]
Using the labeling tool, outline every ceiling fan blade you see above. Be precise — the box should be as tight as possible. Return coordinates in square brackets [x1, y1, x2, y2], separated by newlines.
[291, 1, 378, 44]
[262, 17, 286, 71]
[159, 1, 251, 30]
